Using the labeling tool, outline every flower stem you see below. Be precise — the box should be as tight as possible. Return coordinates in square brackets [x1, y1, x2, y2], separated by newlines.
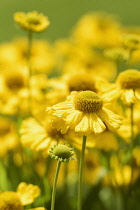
[78, 135, 87, 210]
[130, 103, 135, 185]
[51, 160, 61, 210]
[27, 30, 33, 115]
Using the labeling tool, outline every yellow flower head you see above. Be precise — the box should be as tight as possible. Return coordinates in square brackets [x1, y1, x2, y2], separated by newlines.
[101, 69, 140, 105]
[3, 69, 27, 92]
[0, 182, 44, 210]
[14, 11, 50, 32]
[121, 34, 140, 51]
[0, 191, 23, 210]
[0, 117, 18, 157]
[20, 117, 68, 156]
[104, 47, 129, 62]
[17, 182, 40, 206]
[46, 91, 122, 136]
[72, 13, 121, 48]
[116, 69, 140, 89]
[66, 72, 97, 92]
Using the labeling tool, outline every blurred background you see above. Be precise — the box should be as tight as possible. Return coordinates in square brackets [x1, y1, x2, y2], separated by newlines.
[1, 0, 140, 42]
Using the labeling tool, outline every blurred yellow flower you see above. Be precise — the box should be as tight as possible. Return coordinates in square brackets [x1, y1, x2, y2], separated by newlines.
[101, 69, 140, 104]
[20, 117, 68, 156]
[72, 13, 121, 48]
[17, 182, 40, 205]
[121, 34, 140, 51]
[0, 182, 45, 210]
[14, 11, 50, 32]
[0, 117, 19, 157]
[47, 90, 122, 136]
[89, 130, 119, 151]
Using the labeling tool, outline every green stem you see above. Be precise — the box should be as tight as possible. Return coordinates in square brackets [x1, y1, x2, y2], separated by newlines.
[51, 160, 61, 210]
[78, 135, 87, 210]
[130, 103, 135, 186]
[27, 30, 33, 115]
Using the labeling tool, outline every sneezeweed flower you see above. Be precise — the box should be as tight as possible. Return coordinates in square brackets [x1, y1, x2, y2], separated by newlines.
[0, 117, 19, 157]
[47, 90, 122, 210]
[101, 69, 140, 105]
[104, 47, 129, 62]
[14, 11, 50, 32]
[2, 67, 28, 93]
[47, 90, 122, 136]
[0, 182, 45, 210]
[46, 71, 102, 107]
[121, 34, 140, 51]
[20, 117, 69, 157]
[72, 12, 121, 48]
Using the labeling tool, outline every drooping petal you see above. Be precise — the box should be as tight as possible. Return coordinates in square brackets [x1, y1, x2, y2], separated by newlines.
[75, 114, 89, 134]
[89, 113, 106, 134]
[121, 89, 136, 105]
[97, 107, 122, 131]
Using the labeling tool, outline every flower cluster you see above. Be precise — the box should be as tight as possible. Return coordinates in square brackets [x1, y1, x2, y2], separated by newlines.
[0, 10, 140, 210]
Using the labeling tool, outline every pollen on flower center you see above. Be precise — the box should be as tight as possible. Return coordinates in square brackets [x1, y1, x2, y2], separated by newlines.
[117, 69, 140, 89]
[74, 91, 103, 112]
[0, 192, 23, 210]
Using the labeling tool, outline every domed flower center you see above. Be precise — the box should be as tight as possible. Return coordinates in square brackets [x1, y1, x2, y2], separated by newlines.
[53, 144, 73, 159]
[74, 91, 103, 112]
[5, 73, 25, 91]
[117, 69, 140, 89]
[27, 16, 40, 25]
[67, 73, 97, 92]
[0, 192, 23, 210]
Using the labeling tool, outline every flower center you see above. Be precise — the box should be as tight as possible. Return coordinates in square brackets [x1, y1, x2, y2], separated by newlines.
[5, 73, 25, 91]
[27, 17, 40, 25]
[117, 69, 140, 89]
[53, 144, 73, 159]
[74, 91, 103, 112]
[0, 192, 23, 210]
[0, 119, 11, 136]
[46, 124, 64, 140]
[67, 73, 97, 92]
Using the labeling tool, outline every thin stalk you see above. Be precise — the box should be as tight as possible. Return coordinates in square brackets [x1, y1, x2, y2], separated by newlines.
[78, 135, 87, 210]
[51, 160, 61, 210]
[130, 103, 135, 186]
[27, 30, 33, 115]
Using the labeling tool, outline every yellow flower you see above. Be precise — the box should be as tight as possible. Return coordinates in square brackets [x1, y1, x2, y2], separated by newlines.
[14, 11, 50, 32]
[20, 117, 68, 156]
[46, 90, 122, 136]
[104, 47, 129, 62]
[101, 69, 140, 105]
[84, 150, 106, 185]
[89, 130, 119, 151]
[104, 155, 139, 187]
[0, 117, 19, 157]
[0, 182, 45, 210]
[121, 34, 140, 51]
[72, 12, 121, 48]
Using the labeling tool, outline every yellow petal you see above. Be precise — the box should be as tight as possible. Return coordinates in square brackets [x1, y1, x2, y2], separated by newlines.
[17, 182, 40, 206]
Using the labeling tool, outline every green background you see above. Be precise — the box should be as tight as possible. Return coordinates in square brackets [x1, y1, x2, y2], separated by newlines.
[1, 0, 140, 42]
